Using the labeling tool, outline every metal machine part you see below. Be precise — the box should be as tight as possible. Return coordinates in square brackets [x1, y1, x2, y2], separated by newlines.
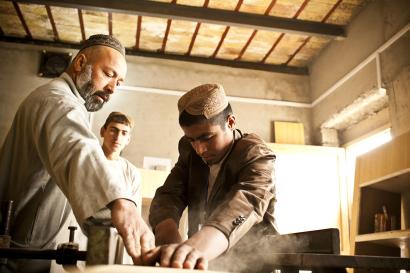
[0, 201, 14, 265]
[0, 225, 86, 266]
[57, 226, 81, 267]
[86, 225, 124, 265]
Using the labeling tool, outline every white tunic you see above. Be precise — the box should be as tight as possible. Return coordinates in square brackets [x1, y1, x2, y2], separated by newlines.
[0, 73, 135, 250]
[90, 157, 141, 222]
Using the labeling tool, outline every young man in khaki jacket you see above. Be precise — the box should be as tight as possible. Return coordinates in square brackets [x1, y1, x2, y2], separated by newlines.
[148, 83, 277, 270]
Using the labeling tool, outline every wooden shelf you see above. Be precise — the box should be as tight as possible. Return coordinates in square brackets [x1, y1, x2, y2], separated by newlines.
[351, 131, 410, 266]
[356, 230, 410, 248]
[359, 168, 410, 193]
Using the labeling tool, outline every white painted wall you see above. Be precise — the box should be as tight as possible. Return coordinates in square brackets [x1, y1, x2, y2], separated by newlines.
[0, 42, 311, 168]
[309, 0, 410, 144]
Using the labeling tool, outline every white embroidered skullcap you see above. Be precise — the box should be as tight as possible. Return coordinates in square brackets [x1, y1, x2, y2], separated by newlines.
[178, 84, 228, 119]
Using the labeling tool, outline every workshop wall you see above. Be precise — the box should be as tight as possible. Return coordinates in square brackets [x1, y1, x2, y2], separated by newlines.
[0, 42, 311, 168]
[309, 0, 410, 145]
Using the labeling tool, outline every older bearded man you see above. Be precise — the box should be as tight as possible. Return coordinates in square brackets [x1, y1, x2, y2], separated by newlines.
[0, 34, 154, 273]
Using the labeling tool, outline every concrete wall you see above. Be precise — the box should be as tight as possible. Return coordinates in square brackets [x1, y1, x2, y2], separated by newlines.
[309, 0, 410, 145]
[0, 42, 311, 167]
[381, 32, 410, 137]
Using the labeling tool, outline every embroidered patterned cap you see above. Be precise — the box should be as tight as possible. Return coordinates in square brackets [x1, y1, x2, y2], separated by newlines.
[178, 83, 228, 119]
[80, 34, 125, 57]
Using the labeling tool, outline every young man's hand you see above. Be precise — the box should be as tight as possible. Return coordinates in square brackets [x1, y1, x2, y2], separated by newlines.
[142, 243, 208, 270]
[144, 225, 228, 269]
[110, 198, 155, 264]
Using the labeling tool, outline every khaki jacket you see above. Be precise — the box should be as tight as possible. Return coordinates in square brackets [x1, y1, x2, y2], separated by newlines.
[149, 130, 277, 250]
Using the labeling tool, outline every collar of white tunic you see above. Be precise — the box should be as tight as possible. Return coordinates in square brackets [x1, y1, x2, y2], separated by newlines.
[60, 72, 86, 105]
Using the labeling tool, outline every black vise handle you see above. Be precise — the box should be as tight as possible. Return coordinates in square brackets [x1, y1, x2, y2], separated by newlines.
[0, 247, 87, 265]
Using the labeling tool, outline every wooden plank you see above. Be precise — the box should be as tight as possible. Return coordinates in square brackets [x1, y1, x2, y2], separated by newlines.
[164, 19, 197, 54]
[360, 168, 410, 193]
[269, 0, 306, 18]
[190, 22, 226, 57]
[211, 252, 410, 272]
[273, 121, 305, 144]
[139, 16, 168, 52]
[82, 264, 229, 273]
[18, 3, 53, 40]
[50, 6, 82, 43]
[356, 229, 410, 249]
[326, 0, 368, 25]
[16, 0, 346, 38]
[235, 0, 273, 15]
[81, 9, 108, 37]
[111, 13, 138, 48]
[265, 33, 308, 65]
[266, 228, 341, 254]
[216, 26, 254, 60]
[357, 130, 410, 185]
[297, 0, 338, 22]
[288, 36, 330, 66]
[0, 1, 27, 37]
[45, 5, 59, 40]
[240, 29, 281, 61]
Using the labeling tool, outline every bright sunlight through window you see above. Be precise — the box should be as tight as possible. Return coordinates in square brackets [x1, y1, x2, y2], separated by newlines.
[346, 128, 392, 158]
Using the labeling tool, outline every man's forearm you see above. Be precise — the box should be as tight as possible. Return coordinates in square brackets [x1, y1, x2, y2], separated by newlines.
[154, 218, 183, 245]
[110, 198, 155, 264]
[185, 226, 228, 260]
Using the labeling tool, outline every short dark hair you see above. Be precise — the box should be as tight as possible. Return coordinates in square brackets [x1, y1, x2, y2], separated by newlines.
[103, 111, 133, 129]
[179, 103, 233, 128]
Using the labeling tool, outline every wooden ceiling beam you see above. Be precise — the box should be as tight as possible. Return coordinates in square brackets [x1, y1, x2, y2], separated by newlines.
[0, 36, 309, 75]
[237, 0, 277, 60]
[186, 0, 209, 56]
[12, 2, 32, 39]
[285, 0, 343, 65]
[211, 0, 243, 59]
[15, 0, 346, 38]
[135, 16, 141, 50]
[108, 12, 112, 36]
[78, 9, 86, 41]
[46, 5, 59, 41]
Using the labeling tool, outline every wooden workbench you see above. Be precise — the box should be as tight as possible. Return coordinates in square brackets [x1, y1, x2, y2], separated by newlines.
[210, 252, 410, 273]
[77, 253, 410, 273]
[79, 265, 228, 273]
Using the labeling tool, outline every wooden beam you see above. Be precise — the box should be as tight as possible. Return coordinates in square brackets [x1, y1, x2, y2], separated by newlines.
[0, 36, 308, 75]
[186, 0, 209, 56]
[108, 12, 112, 36]
[135, 16, 141, 50]
[127, 48, 309, 75]
[211, 0, 243, 58]
[46, 5, 59, 41]
[285, 0, 343, 65]
[237, 0, 277, 60]
[15, 0, 345, 38]
[12, 2, 32, 39]
[78, 9, 86, 41]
